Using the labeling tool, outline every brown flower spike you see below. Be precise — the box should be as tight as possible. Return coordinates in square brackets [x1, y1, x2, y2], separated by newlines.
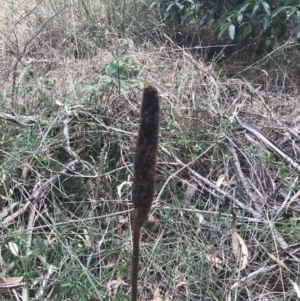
[131, 86, 160, 301]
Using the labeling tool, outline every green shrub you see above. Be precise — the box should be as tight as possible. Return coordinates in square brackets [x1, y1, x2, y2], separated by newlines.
[151, 0, 300, 51]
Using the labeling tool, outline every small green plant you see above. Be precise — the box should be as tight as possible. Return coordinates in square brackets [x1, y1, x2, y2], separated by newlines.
[278, 213, 300, 243]
[101, 59, 126, 88]
[166, 114, 178, 133]
[100, 58, 147, 89]
[151, 0, 300, 52]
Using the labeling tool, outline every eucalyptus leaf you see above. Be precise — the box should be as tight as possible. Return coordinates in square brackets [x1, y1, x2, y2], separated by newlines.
[237, 13, 243, 23]
[229, 24, 235, 40]
[243, 24, 252, 37]
[218, 26, 227, 39]
[262, 2, 271, 15]
[199, 15, 207, 25]
[262, 17, 269, 30]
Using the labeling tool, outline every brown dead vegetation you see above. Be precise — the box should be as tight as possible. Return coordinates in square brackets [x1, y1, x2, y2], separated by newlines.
[0, 1, 300, 300]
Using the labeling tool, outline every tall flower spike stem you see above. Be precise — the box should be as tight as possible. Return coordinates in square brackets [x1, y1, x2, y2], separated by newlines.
[131, 86, 160, 301]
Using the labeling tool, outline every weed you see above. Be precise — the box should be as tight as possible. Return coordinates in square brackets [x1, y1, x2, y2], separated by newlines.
[278, 213, 300, 244]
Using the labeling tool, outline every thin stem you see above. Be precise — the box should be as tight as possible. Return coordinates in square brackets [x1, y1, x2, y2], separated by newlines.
[132, 210, 140, 301]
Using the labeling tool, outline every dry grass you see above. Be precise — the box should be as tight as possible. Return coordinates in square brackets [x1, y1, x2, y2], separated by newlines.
[0, 1, 300, 301]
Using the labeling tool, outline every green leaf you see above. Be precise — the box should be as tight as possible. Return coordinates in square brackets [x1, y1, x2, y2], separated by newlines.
[237, 13, 243, 23]
[229, 24, 235, 40]
[195, 3, 203, 13]
[149, 2, 157, 9]
[83, 84, 102, 93]
[105, 60, 123, 76]
[130, 79, 139, 88]
[101, 75, 112, 83]
[112, 78, 125, 87]
[218, 26, 227, 39]
[263, 17, 269, 30]
[166, 3, 174, 12]
[271, 6, 288, 19]
[163, 12, 171, 20]
[252, 4, 260, 15]
[262, 2, 271, 15]
[199, 15, 207, 25]
[239, 3, 251, 13]
[61, 283, 72, 287]
[265, 39, 271, 46]
[175, 2, 184, 10]
[243, 24, 252, 37]
[289, 11, 297, 26]
[105, 65, 118, 76]
[143, 79, 150, 87]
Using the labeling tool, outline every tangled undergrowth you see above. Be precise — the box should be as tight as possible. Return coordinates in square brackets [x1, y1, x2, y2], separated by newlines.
[0, 1, 300, 301]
